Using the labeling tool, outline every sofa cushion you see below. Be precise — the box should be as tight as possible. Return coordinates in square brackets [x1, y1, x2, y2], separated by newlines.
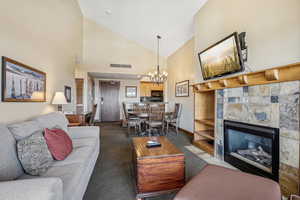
[0, 124, 24, 181]
[17, 131, 54, 176]
[51, 145, 94, 167]
[8, 120, 41, 141]
[72, 138, 98, 149]
[44, 128, 73, 161]
[19, 163, 85, 200]
[34, 112, 69, 132]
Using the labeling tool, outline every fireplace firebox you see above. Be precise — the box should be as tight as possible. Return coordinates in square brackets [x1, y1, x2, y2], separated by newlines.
[224, 120, 279, 181]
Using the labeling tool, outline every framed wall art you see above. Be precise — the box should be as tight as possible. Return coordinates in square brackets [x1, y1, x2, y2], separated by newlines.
[125, 86, 137, 98]
[175, 80, 189, 97]
[2, 57, 46, 102]
[64, 86, 71, 103]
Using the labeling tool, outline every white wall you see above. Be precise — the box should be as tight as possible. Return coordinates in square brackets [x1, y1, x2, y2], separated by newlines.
[0, 0, 83, 123]
[94, 79, 140, 121]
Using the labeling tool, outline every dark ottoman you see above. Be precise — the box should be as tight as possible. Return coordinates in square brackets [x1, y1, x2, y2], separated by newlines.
[174, 164, 281, 200]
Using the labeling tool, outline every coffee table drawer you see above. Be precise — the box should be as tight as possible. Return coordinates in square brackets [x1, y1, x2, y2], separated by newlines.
[137, 155, 185, 193]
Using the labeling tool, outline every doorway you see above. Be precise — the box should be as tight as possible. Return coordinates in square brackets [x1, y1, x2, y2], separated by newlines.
[99, 81, 120, 122]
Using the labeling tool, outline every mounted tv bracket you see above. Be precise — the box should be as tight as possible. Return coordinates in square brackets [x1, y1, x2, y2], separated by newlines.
[239, 32, 248, 62]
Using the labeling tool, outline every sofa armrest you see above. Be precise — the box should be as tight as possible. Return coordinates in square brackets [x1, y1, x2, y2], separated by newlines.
[0, 178, 63, 200]
[67, 126, 100, 139]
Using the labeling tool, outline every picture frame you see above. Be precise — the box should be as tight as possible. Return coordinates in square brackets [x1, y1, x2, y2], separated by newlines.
[125, 86, 137, 98]
[64, 86, 71, 103]
[2, 57, 46, 102]
[175, 80, 189, 97]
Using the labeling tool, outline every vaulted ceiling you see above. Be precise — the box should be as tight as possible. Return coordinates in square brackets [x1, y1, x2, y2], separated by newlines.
[77, 0, 207, 57]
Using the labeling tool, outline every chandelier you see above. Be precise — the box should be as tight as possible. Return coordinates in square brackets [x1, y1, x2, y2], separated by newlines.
[148, 35, 168, 84]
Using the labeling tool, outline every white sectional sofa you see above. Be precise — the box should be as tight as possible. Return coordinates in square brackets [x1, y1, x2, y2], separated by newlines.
[0, 112, 100, 200]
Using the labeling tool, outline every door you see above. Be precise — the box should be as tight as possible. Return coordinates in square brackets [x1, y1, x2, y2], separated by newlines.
[100, 81, 120, 122]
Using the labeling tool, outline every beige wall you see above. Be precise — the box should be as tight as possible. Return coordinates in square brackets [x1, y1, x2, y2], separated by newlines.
[167, 38, 196, 132]
[80, 18, 167, 75]
[194, 0, 300, 82]
[167, 0, 300, 132]
[0, 0, 83, 123]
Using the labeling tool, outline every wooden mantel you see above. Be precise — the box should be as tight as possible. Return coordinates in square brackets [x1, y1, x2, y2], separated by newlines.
[193, 62, 300, 92]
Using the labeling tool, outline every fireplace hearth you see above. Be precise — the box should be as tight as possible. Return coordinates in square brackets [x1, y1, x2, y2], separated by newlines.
[224, 120, 279, 181]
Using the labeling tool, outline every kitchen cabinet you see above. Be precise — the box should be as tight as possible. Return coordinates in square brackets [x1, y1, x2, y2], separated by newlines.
[140, 82, 163, 97]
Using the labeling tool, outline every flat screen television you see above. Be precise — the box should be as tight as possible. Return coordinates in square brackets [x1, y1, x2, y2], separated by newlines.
[198, 32, 244, 80]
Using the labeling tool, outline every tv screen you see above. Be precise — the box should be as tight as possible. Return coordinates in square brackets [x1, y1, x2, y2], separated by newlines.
[198, 32, 244, 80]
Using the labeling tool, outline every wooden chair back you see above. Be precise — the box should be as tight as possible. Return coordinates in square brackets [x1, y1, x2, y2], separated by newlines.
[133, 103, 148, 113]
[173, 103, 182, 119]
[148, 104, 165, 122]
[122, 102, 129, 120]
[89, 104, 98, 125]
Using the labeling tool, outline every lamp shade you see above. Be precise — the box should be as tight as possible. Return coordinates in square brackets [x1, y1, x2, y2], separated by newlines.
[52, 92, 67, 105]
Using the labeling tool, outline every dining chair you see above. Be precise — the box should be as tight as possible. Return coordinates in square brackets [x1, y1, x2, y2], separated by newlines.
[166, 103, 182, 135]
[146, 103, 165, 136]
[122, 102, 140, 136]
[89, 104, 98, 126]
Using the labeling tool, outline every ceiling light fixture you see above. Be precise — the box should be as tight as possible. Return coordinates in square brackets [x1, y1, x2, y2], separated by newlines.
[148, 35, 168, 84]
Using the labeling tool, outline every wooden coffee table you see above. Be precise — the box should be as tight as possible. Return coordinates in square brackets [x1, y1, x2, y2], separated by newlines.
[132, 136, 185, 199]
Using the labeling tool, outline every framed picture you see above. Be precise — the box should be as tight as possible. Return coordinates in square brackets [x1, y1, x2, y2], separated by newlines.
[2, 57, 46, 102]
[175, 80, 189, 97]
[64, 86, 71, 103]
[125, 86, 137, 98]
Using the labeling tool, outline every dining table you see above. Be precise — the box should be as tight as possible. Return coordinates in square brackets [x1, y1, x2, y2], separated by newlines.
[127, 111, 174, 136]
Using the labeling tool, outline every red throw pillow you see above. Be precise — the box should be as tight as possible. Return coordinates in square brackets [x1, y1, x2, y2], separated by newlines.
[44, 128, 73, 160]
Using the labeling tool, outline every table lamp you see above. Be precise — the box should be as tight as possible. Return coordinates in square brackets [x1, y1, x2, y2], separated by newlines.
[52, 92, 67, 111]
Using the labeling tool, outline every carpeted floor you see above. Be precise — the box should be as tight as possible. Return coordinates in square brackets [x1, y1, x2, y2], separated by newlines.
[83, 123, 207, 200]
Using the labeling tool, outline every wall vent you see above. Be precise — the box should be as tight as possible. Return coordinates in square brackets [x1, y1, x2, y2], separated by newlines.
[110, 64, 132, 68]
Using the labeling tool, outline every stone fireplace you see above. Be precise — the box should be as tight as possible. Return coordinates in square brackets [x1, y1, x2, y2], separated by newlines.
[215, 81, 300, 196]
[224, 120, 279, 181]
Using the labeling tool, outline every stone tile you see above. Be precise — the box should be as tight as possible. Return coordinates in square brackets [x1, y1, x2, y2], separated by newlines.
[224, 103, 248, 122]
[280, 136, 299, 168]
[279, 95, 299, 132]
[280, 128, 300, 140]
[248, 96, 270, 104]
[279, 81, 300, 95]
[254, 112, 267, 121]
[217, 97, 224, 104]
[217, 103, 223, 119]
[270, 83, 281, 96]
[223, 89, 228, 98]
[240, 97, 249, 103]
[215, 119, 224, 140]
[226, 87, 243, 98]
[228, 97, 240, 103]
[279, 163, 299, 197]
[216, 143, 223, 158]
[247, 103, 279, 128]
[243, 86, 249, 94]
[248, 85, 271, 96]
[271, 96, 279, 103]
[217, 89, 224, 98]
[279, 94, 300, 104]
